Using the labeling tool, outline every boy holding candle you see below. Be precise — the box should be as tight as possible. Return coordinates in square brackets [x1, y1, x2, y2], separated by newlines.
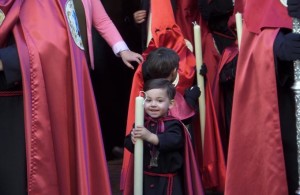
[140, 47, 202, 147]
[124, 78, 204, 195]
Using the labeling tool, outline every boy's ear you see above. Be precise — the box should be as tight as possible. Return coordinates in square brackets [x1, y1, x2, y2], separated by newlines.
[169, 99, 175, 109]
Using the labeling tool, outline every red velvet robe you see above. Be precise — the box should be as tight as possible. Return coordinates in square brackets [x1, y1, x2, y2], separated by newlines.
[225, 1, 293, 194]
[1, 1, 111, 194]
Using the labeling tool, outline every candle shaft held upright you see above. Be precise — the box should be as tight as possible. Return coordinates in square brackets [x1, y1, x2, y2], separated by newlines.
[134, 96, 144, 195]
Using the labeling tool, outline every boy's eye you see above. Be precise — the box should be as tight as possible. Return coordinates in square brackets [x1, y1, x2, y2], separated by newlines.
[145, 99, 151, 103]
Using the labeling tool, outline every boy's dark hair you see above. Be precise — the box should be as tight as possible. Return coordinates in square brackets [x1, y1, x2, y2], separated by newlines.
[143, 78, 176, 100]
[142, 47, 180, 82]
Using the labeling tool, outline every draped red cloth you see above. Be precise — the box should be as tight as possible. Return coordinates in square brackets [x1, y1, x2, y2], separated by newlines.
[212, 46, 239, 154]
[175, 0, 199, 43]
[199, 79, 226, 191]
[191, 0, 226, 191]
[175, 0, 221, 88]
[120, 0, 197, 191]
[1, 0, 111, 194]
[225, 1, 292, 194]
[243, 0, 291, 34]
[175, 0, 227, 191]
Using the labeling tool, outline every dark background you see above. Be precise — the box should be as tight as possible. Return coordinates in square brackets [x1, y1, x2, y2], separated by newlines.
[90, 0, 142, 160]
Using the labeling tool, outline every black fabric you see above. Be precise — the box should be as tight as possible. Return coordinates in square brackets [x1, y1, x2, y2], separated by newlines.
[0, 35, 21, 89]
[0, 34, 27, 195]
[288, 0, 300, 19]
[73, 0, 90, 65]
[198, 0, 233, 21]
[219, 55, 237, 144]
[210, 15, 236, 54]
[274, 30, 300, 61]
[143, 174, 183, 195]
[199, 63, 207, 76]
[0, 96, 26, 195]
[184, 85, 200, 110]
[219, 55, 237, 83]
[198, 0, 235, 54]
[275, 58, 298, 195]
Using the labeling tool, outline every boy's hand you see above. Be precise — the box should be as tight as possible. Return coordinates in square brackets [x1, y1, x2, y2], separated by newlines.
[132, 126, 159, 145]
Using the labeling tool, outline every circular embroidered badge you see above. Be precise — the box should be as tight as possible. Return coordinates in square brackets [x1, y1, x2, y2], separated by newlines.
[280, 0, 287, 7]
[65, 0, 84, 50]
[0, 9, 5, 26]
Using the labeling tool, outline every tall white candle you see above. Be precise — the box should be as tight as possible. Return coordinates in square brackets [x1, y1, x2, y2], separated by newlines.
[193, 23, 206, 152]
[235, 12, 243, 49]
[134, 95, 144, 195]
[146, 11, 152, 47]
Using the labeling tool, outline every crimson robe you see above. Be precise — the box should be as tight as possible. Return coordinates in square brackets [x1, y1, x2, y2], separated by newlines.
[1, 0, 111, 194]
[193, 0, 227, 190]
[225, 1, 293, 194]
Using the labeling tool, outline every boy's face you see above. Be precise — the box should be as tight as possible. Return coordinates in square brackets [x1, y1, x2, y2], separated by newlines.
[144, 88, 174, 119]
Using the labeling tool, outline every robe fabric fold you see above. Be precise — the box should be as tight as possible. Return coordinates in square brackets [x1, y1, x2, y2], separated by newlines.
[192, 0, 226, 191]
[212, 46, 239, 156]
[200, 79, 226, 191]
[225, 1, 293, 194]
[175, 0, 199, 43]
[1, 0, 111, 194]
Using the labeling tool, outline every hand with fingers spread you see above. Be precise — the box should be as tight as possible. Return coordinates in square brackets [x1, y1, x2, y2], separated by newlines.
[119, 50, 144, 69]
[133, 10, 147, 24]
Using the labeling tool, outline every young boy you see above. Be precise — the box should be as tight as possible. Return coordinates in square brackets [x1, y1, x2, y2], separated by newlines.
[142, 47, 200, 124]
[124, 78, 203, 195]
[121, 47, 201, 192]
